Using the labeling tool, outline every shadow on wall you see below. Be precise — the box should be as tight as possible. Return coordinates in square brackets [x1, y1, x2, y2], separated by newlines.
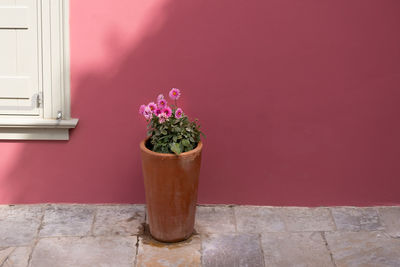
[1, 0, 400, 205]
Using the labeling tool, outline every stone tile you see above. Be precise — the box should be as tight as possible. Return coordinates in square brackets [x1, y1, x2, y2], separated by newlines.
[0, 247, 30, 267]
[195, 206, 235, 234]
[379, 207, 400, 238]
[326, 231, 400, 267]
[136, 235, 201, 267]
[93, 205, 145, 236]
[0, 205, 43, 247]
[39, 205, 95, 237]
[202, 233, 264, 267]
[261, 232, 333, 266]
[30, 236, 136, 267]
[280, 207, 336, 232]
[331, 207, 383, 232]
[235, 206, 285, 233]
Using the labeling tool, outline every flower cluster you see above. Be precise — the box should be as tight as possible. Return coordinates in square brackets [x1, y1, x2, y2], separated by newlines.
[139, 88, 204, 154]
[139, 88, 182, 122]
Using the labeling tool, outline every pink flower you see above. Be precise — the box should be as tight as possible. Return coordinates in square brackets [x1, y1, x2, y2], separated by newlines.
[154, 108, 162, 116]
[148, 102, 157, 113]
[157, 98, 167, 109]
[169, 88, 181, 100]
[143, 106, 152, 120]
[175, 108, 183, 119]
[163, 106, 172, 118]
[157, 94, 164, 101]
[158, 113, 168, 123]
[139, 104, 146, 115]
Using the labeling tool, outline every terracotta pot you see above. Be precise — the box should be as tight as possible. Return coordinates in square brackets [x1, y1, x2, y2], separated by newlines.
[140, 138, 202, 242]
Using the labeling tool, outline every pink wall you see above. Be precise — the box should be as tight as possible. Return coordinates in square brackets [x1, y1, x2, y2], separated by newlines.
[1, 0, 400, 206]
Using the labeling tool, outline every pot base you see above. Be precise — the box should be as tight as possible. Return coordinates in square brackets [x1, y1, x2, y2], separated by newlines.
[150, 231, 194, 243]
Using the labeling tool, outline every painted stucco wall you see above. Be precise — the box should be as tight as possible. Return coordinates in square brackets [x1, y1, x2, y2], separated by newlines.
[1, 0, 400, 206]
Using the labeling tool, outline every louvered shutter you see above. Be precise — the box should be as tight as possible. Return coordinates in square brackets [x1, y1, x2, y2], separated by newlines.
[0, 0, 40, 115]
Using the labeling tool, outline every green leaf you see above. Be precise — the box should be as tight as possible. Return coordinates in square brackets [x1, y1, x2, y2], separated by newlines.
[182, 139, 190, 147]
[185, 144, 194, 151]
[170, 143, 182, 155]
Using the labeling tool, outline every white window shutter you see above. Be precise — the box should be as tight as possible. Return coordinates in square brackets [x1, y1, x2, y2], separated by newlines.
[0, 0, 40, 116]
[0, 0, 78, 140]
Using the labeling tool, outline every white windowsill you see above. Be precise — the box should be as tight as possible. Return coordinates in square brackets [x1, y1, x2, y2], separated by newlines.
[0, 118, 79, 140]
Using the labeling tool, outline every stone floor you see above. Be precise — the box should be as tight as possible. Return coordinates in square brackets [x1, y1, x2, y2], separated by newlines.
[1, 205, 400, 267]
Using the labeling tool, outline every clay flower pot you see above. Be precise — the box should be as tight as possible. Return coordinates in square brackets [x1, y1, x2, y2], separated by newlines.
[140, 138, 202, 242]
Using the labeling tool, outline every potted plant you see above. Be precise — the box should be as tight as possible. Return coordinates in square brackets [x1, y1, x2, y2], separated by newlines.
[139, 88, 204, 242]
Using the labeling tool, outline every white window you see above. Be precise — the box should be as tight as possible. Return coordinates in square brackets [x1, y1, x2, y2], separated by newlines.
[0, 0, 78, 140]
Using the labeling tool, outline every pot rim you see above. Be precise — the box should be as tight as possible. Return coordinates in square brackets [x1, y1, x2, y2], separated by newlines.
[140, 137, 203, 158]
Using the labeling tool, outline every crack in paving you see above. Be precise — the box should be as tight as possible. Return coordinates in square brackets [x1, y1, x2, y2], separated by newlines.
[133, 207, 146, 267]
[321, 231, 337, 267]
[133, 236, 140, 267]
[199, 234, 204, 267]
[133, 208, 147, 265]
[257, 233, 266, 267]
[328, 208, 338, 231]
[27, 205, 46, 266]
[89, 207, 98, 236]
[231, 206, 238, 233]
[0, 247, 16, 267]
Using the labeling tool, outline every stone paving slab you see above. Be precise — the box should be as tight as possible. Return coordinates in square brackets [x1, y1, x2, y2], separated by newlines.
[195, 206, 236, 234]
[202, 233, 264, 267]
[30, 236, 136, 267]
[379, 207, 400, 238]
[93, 205, 145, 236]
[280, 207, 336, 232]
[136, 235, 201, 267]
[0, 205, 43, 247]
[325, 231, 400, 267]
[235, 206, 285, 233]
[261, 232, 334, 266]
[39, 204, 95, 237]
[330, 207, 383, 232]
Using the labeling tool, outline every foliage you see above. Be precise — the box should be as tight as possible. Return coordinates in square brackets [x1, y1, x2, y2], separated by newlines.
[147, 112, 203, 154]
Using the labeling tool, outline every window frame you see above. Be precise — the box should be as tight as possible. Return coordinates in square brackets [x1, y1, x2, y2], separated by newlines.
[0, 0, 78, 140]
